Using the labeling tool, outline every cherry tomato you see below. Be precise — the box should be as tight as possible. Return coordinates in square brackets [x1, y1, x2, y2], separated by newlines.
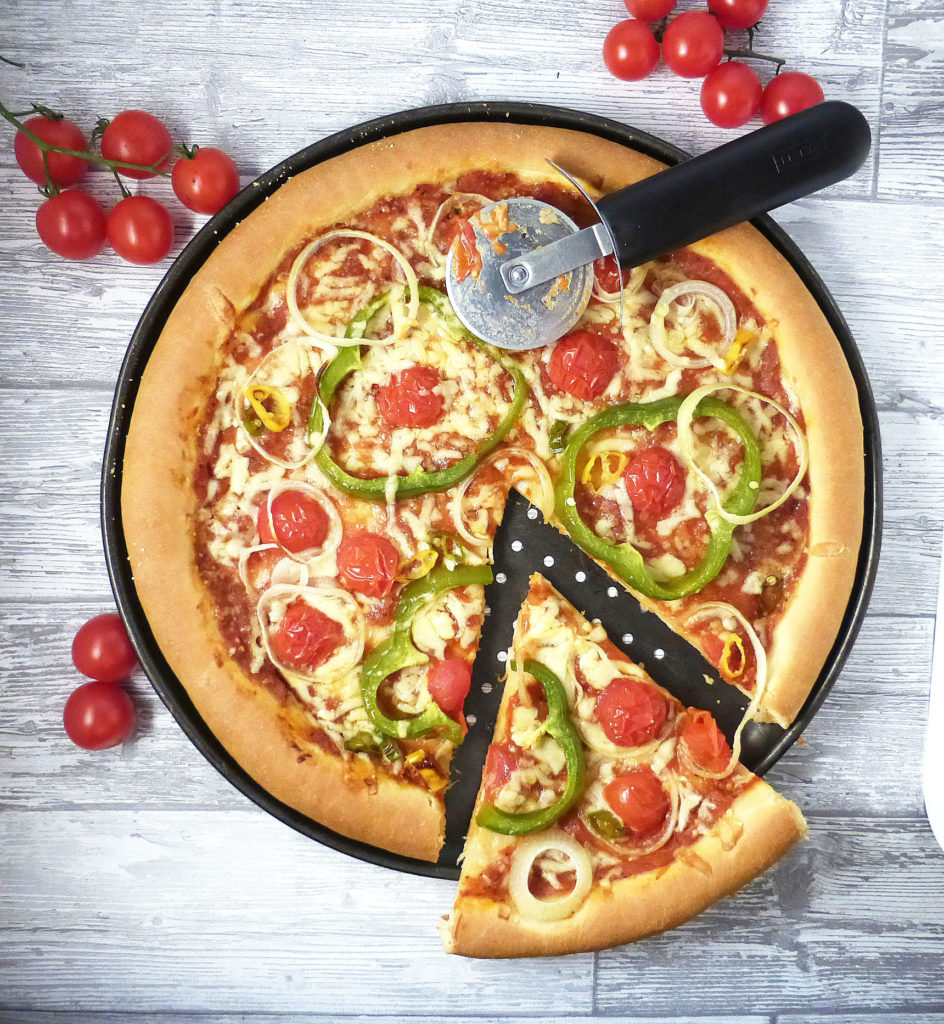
[761, 72, 825, 125]
[269, 600, 343, 671]
[603, 20, 661, 82]
[63, 680, 136, 750]
[595, 678, 669, 747]
[485, 742, 519, 795]
[661, 12, 725, 78]
[376, 364, 445, 428]
[427, 658, 472, 715]
[72, 613, 137, 683]
[707, 0, 769, 30]
[337, 532, 400, 598]
[14, 116, 88, 187]
[701, 61, 763, 128]
[35, 190, 106, 260]
[171, 147, 240, 214]
[604, 767, 671, 834]
[680, 708, 732, 772]
[623, 446, 686, 522]
[106, 196, 174, 265]
[451, 218, 484, 284]
[548, 330, 619, 401]
[258, 491, 329, 553]
[100, 110, 173, 179]
[624, 0, 676, 19]
[594, 254, 623, 293]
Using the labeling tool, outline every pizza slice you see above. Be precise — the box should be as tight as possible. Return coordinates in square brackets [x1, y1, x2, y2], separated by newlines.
[441, 573, 806, 957]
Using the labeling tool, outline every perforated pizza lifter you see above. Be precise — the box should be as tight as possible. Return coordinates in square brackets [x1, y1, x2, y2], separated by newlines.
[439, 488, 772, 868]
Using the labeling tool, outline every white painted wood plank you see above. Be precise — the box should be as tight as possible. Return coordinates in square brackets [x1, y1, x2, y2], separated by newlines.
[0, 604, 929, 815]
[0, 809, 594, 1015]
[879, 0, 944, 199]
[0, 1017, 775, 1024]
[0, 0, 884, 198]
[595, 816, 944, 1015]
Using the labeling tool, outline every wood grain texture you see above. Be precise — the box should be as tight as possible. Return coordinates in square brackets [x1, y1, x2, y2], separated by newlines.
[2, 0, 944, 1019]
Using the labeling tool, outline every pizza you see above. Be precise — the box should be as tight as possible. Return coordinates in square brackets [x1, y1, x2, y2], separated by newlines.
[441, 574, 807, 957]
[120, 121, 862, 935]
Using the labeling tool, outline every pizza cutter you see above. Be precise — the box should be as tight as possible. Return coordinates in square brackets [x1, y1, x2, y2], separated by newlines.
[446, 100, 870, 351]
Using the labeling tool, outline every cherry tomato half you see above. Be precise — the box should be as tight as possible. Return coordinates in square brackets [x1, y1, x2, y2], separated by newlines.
[701, 61, 763, 128]
[595, 678, 669, 747]
[107, 196, 174, 265]
[427, 658, 472, 715]
[603, 20, 661, 82]
[72, 613, 137, 683]
[594, 254, 623, 294]
[623, 446, 686, 523]
[625, 0, 676, 20]
[171, 147, 240, 214]
[15, 116, 88, 188]
[101, 110, 174, 179]
[337, 532, 400, 598]
[376, 364, 445, 428]
[679, 708, 732, 773]
[761, 72, 825, 125]
[269, 600, 343, 671]
[604, 767, 671, 834]
[707, 0, 769, 31]
[36, 190, 106, 260]
[63, 680, 136, 750]
[662, 11, 725, 79]
[258, 491, 330, 553]
[548, 330, 619, 401]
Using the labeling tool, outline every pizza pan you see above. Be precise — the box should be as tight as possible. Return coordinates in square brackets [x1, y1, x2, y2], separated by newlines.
[101, 101, 882, 881]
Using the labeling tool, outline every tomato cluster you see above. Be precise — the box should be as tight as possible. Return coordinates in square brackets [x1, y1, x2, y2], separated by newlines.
[65, 614, 139, 750]
[605, 1, 824, 129]
[6, 102, 240, 263]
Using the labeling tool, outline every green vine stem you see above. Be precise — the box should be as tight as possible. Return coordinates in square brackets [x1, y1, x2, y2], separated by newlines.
[0, 99, 172, 196]
[722, 47, 786, 72]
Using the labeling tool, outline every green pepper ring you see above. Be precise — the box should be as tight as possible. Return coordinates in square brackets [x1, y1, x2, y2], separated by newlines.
[555, 395, 762, 601]
[475, 659, 586, 836]
[309, 286, 528, 501]
[359, 564, 493, 745]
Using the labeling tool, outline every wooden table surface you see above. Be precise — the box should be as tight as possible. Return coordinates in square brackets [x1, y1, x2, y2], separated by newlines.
[2, 0, 943, 1019]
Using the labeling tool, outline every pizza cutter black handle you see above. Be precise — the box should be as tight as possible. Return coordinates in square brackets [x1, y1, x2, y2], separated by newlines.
[597, 101, 871, 269]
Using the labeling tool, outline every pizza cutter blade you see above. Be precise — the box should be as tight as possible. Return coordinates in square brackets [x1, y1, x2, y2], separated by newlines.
[446, 101, 870, 351]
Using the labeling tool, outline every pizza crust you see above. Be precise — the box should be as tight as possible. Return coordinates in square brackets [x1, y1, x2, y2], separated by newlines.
[441, 777, 806, 958]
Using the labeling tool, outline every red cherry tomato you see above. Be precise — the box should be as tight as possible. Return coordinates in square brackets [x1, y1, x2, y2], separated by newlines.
[107, 196, 174, 265]
[258, 491, 329, 553]
[595, 678, 669, 747]
[171, 147, 240, 214]
[14, 116, 88, 187]
[594, 254, 623, 294]
[623, 446, 686, 522]
[100, 110, 174, 179]
[72, 613, 137, 683]
[625, 0, 676, 19]
[701, 61, 763, 128]
[680, 708, 732, 772]
[761, 72, 825, 125]
[63, 680, 136, 750]
[548, 330, 619, 401]
[427, 658, 473, 715]
[707, 0, 769, 30]
[604, 767, 671, 834]
[485, 742, 520, 794]
[376, 364, 445, 428]
[269, 600, 343, 671]
[603, 20, 661, 82]
[662, 12, 725, 78]
[337, 532, 400, 598]
[35, 190, 106, 260]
